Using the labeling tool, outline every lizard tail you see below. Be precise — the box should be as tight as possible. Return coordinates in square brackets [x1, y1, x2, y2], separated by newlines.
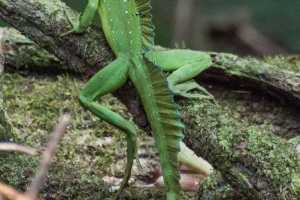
[129, 57, 184, 199]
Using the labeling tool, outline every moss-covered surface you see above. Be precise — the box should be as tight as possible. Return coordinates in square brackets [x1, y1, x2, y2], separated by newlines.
[208, 55, 300, 139]
[1, 73, 166, 199]
[1, 55, 300, 199]
[209, 84, 300, 139]
[198, 172, 243, 200]
[180, 92, 300, 199]
[264, 55, 300, 73]
[0, 96, 11, 141]
[0, 78, 12, 141]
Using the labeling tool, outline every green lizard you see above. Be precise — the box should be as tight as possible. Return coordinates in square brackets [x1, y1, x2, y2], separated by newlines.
[62, 0, 213, 199]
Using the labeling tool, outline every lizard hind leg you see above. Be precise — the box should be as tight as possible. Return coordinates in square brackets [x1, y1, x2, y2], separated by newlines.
[79, 56, 137, 199]
[145, 49, 215, 100]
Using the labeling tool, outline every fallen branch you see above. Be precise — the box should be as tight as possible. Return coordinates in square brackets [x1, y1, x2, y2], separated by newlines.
[0, 0, 112, 74]
[2, 26, 300, 108]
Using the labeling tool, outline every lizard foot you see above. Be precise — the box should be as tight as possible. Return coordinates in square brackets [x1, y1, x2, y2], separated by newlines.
[169, 80, 215, 101]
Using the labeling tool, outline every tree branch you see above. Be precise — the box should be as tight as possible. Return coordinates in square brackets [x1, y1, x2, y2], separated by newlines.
[0, 0, 113, 73]
[2, 26, 300, 108]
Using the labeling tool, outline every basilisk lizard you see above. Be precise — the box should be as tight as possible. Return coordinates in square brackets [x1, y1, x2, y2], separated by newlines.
[62, 0, 213, 199]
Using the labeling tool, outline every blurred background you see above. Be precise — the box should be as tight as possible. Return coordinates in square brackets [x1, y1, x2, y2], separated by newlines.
[152, 0, 300, 56]
[68, 0, 299, 56]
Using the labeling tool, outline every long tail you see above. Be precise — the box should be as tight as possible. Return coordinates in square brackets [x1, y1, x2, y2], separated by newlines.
[129, 57, 184, 199]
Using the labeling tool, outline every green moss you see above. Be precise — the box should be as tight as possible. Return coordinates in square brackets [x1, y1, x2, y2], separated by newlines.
[0, 154, 38, 188]
[198, 172, 241, 200]
[1, 73, 147, 199]
[0, 82, 12, 141]
[181, 95, 300, 199]
[2, 60, 300, 199]
[264, 55, 300, 72]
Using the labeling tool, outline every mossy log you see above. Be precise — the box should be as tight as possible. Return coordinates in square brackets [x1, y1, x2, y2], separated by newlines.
[1, 25, 300, 107]
[179, 98, 300, 199]
[0, 0, 299, 108]
[0, 0, 300, 199]
[2, 26, 300, 126]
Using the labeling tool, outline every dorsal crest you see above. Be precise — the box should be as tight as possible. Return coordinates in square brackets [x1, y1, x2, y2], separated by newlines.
[135, 0, 155, 50]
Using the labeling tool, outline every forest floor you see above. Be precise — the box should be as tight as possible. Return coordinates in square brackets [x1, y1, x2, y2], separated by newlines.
[1, 56, 299, 199]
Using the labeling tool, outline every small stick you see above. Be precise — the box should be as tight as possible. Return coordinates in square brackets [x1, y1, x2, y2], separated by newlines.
[0, 143, 37, 156]
[0, 114, 70, 200]
[25, 114, 71, 200]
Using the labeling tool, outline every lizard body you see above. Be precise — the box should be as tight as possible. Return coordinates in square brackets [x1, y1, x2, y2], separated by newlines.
[63, 0, 213, 199]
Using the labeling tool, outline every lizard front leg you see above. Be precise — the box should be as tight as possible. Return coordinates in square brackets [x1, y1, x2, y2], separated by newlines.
[79, 56, 137, 200]
[145, 49, 214, 100]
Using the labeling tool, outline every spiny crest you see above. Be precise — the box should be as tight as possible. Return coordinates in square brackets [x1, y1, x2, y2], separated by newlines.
[146, 59, 185, 192]
[135, 0, 155, 50]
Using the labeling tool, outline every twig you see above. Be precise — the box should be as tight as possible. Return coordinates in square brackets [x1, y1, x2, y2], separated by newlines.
[0, 143, 37, 155]
[0, 114, 70, 200]
[25, 114, 71, 200]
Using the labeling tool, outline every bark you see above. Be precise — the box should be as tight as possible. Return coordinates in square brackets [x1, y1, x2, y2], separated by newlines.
[0, 0, 113, 73]
[2, 28, 63, 73]
[203, 53, 300, 106]
[0, 0, 300, 199]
